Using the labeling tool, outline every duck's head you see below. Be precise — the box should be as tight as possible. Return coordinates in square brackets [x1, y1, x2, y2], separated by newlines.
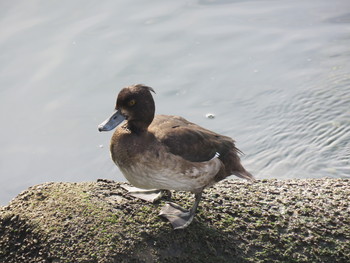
[98, 84, 156, 133]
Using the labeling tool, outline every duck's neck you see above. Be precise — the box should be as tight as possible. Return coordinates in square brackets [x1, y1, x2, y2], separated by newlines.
[127, 120, 149, 135]
[126, 110, 154, 135]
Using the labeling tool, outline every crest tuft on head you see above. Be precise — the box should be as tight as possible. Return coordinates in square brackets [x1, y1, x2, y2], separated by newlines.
[133, 84, 156, 94]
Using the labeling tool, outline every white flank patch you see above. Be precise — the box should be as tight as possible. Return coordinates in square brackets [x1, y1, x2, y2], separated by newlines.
[116, 151, 222, 192]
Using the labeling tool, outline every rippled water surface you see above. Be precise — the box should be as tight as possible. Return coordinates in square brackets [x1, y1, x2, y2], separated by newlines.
[0, 0, 349, 205]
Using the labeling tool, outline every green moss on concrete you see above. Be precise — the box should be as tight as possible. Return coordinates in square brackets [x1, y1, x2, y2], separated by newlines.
[1, 179, 349, 262]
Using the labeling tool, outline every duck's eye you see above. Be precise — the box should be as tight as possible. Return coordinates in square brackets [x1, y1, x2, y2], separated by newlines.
[128, 99, 136, 106]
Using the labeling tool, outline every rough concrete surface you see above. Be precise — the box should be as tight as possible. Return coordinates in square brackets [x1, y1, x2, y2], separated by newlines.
[0, 178, 349, 262]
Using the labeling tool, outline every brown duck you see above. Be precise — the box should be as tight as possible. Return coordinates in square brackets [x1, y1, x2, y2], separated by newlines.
[98, 84, 254, 229]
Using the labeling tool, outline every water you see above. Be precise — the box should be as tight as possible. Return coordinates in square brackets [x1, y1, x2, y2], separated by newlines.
[0, 0, 349, 205]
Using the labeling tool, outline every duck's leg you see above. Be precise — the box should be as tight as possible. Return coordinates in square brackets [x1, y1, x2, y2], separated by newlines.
[159, 191, 202, 230]
[121, 184, 170, 203]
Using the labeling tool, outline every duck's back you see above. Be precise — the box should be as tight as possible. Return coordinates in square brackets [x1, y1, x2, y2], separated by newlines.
[149, 115, 253, 181]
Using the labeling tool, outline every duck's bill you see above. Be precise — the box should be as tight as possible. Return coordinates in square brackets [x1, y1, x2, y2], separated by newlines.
[98, 110, 125, 132]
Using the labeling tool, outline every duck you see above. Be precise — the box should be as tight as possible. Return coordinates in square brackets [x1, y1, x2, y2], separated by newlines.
[98, 84, 254, 229]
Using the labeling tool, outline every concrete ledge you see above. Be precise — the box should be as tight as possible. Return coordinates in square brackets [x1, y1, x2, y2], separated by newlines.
[1, 178, 349, 262]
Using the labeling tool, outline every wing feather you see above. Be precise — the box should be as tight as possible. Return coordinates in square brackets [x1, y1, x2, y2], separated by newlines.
[149, 115, 241, 162]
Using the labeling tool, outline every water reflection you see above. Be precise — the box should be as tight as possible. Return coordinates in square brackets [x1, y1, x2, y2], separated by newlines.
[0, 0, 349, 205]
[244, 77, 350, 179]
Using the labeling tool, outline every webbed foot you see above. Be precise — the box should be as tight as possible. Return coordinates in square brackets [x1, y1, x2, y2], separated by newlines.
[121, 184, 169, 203]
[159, 191, 203, 230]
[159, 202, 195, 230]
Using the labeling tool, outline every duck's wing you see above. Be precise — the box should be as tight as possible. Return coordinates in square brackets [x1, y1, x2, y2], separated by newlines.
[149, 115, 242, 163]
[149, 115, 254, 181]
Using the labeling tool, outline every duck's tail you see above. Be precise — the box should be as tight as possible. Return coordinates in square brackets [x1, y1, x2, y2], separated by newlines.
[226, 150, 256, 181]
[232, 169, 256, 181]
